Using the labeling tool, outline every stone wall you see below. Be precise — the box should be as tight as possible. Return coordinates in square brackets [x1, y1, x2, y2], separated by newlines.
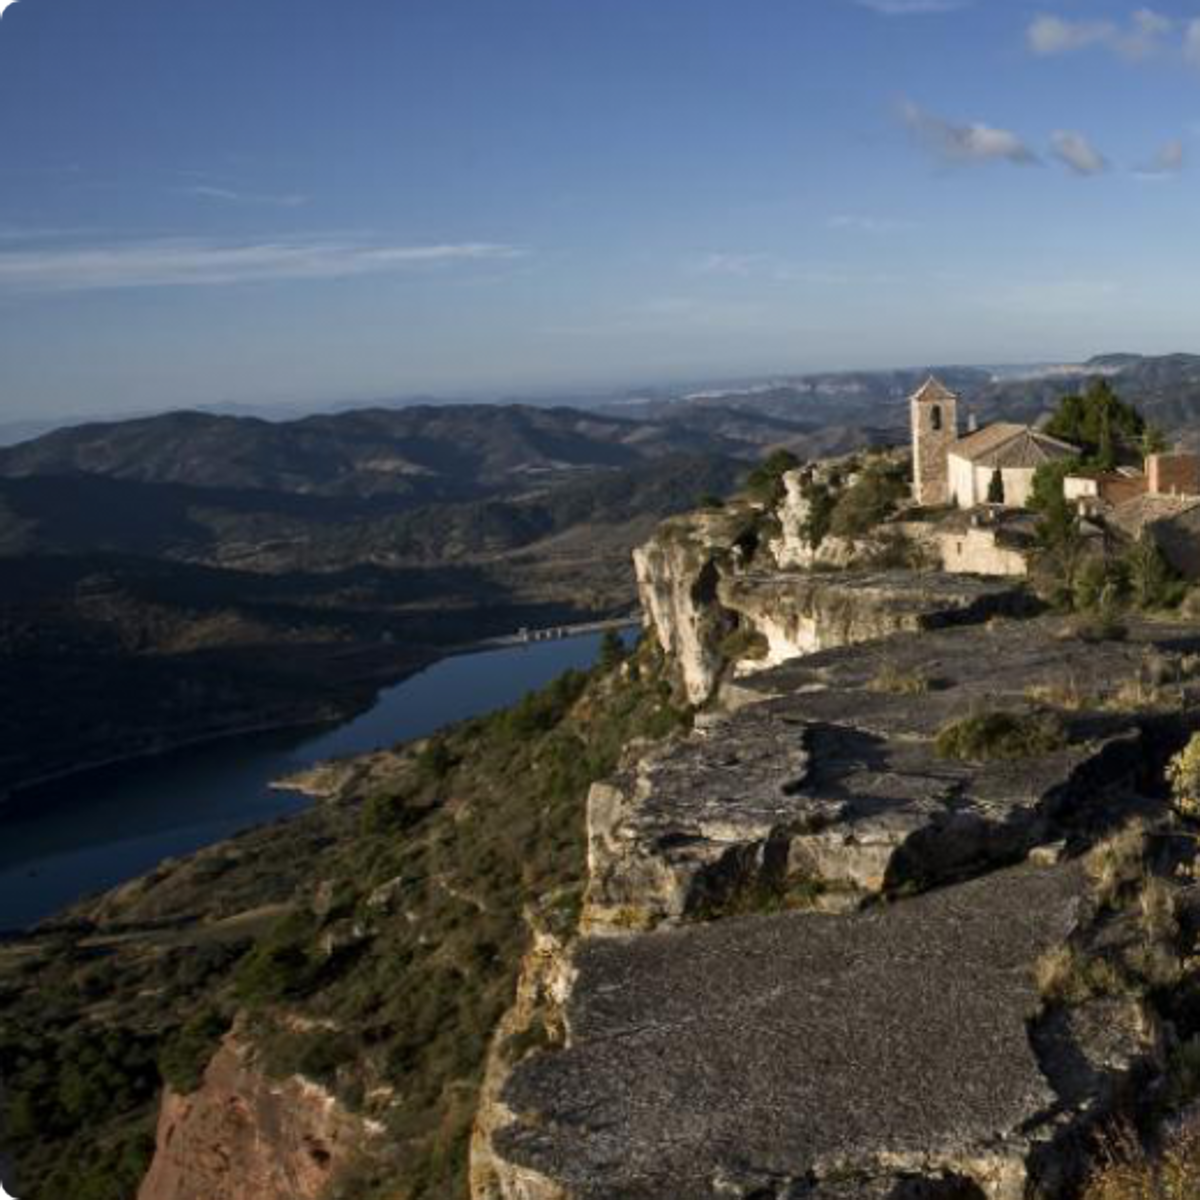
[937, 526, 1028, 577]
[1149, 452, 1200, 498]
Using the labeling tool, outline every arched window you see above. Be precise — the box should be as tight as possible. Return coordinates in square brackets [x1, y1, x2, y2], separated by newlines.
[930, 405, 942, 432]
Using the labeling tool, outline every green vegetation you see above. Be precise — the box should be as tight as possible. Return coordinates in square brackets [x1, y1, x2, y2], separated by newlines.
[828, 458, 909, 540]
[1043, 379, 1146, 467]
[157, 1008, 231, 1095]
[745, 448, 800, 504]
[799, 478, 837, 551]
[0, 640, 691, 1200]
[718, 625, 770, 663]
[986, 468, 1005, 506]
[1168, 734, 1200, 819]
[934, 711, 1067, 762]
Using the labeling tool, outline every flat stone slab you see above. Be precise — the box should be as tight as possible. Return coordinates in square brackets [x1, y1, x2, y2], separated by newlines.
[585, 619, 1193, 932]
[498, 864, 1133, 1200]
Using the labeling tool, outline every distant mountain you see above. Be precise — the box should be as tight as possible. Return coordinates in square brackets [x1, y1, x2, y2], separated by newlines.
[595, 355, 1200, 452]
[0, 405, 745, 502]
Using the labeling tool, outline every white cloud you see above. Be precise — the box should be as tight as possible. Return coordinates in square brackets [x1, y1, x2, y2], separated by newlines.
[693, 252, 768, 277]
[853, 0, 970, 13]
[180, 185, 309, 208]
[828, 214, 910, 233]
[1186, 19, 1200, 67]
[0, 237, 524, 292]
[1135, 138, 1185, 180]
[1051, 131, 1109, 176]
[901, 101, 1038, 166]
[1029, 10, 1174, 61]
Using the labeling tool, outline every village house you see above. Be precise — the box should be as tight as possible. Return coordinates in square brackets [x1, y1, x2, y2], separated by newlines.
[910, 377, 1078, 510]
[908, 376, 1200, 580]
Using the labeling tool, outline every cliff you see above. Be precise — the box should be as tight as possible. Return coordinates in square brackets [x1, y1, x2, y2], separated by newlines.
[634, 494, 1027, 704]
[137, 1035, 370, 1200]
[478, 614, 1200, 1199]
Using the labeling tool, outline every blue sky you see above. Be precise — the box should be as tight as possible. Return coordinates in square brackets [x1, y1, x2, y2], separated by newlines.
[2, 0, 1200, 418]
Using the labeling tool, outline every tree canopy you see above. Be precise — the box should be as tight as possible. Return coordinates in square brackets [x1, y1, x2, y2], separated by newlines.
[1043, 380, 1145, 468]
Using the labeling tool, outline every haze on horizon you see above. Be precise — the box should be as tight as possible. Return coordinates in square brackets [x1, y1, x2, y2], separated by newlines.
[1, 0, 1199, 420]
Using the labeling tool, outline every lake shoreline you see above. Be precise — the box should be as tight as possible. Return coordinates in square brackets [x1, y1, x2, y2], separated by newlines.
[0, 641, 434, 813]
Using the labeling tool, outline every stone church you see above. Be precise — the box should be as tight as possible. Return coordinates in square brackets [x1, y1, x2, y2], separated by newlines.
[910, 377, 1078, 510]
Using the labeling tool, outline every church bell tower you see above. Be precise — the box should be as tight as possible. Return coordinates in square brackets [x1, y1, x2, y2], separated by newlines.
[910, 376, 959, 507]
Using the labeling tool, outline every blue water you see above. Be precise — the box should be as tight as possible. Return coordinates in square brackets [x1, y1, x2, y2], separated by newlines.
[0, 632, 622, 930]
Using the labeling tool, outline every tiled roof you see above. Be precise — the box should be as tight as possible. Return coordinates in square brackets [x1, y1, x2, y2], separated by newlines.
[910, 376, 958, 405]
[950, 423, 1078, 469]
[1107, 494, 1200, 540]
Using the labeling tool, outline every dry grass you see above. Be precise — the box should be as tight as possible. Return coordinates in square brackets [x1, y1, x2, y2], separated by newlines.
[867, 661, 931, 696]
[1085, 823, 1148, 909]
[1035, 945, 1124, 1006]
[1026, 676, 1093, 711]
[1082, 1120, 1200, 1200]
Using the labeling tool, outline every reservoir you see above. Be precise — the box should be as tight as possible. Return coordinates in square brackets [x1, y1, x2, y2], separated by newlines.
[0, 631, 624, 931]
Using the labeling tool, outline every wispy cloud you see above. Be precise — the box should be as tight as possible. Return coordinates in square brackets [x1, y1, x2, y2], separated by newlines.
[693, 252, 769, 277]
[827, 214, 911, 233]
[1135, 138, 1185, 180]
[853, 0, 970, 13]
[1051, 131, 1109, 176]
[901, 101, 1039, 166]
[0, 237, 524, 292]
[1186, 19, 1200, 68]
[1028, 10, 1174, 62]
[179, 184, 309, 208]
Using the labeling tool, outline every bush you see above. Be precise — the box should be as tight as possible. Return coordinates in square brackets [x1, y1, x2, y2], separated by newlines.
[745, 449, 800, 504]
[1082, 1120, 1200, 1200]
[158, 1008, 230, 1094]
[1168, 734, 1200, 818]
[1126, 533, 1183, 611]
[934, 711, 1067, 762]
[868, 662, 930, 696]
[828, 461, 909, 540]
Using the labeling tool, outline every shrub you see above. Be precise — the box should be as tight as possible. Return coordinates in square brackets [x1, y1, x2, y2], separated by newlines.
[158, 1008, 230, 1094]
[1082, 1119, 1200, 1200]
[745, 449, 800, 504]
[868, 662, 930, 696]
[828, 460, 909, 540]
[934, 711, 1067, 762]
[1126, 532, 1183, 611]
[1085, 824, 1147, 909]
[1168, 734, 1200, 818]
[718, 626, 770, 663]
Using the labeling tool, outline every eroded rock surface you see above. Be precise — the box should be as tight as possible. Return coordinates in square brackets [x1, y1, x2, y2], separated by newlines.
[137, 1035, 368, 1200]
[499, 864, 1154, 1200]
[585, 619, 1197, 932]
[718, 569, 1028, 677]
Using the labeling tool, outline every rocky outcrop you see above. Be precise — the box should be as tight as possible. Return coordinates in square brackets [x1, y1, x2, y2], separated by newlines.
[496, 863, 1157, 1200]
[633, 498, 1028, 704]
[717, 569, 1028, 676]
[584, 618, 1192, 933]
[632, 506, 754, 705]
[472, 895, 579, 1200]
[137, 1035, 370, 1200]
[480, 614, 1200, 1200]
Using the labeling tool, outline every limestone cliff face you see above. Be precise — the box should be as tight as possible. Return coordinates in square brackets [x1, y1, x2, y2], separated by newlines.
[634, 497, 1026, 704]
[137, 1035, 368, 1200]
[480, 616, 1198, 1200]
[471, 899, 578, 1200]
[632, 507, 747, 706]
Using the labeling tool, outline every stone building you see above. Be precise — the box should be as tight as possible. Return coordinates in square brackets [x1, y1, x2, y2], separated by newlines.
[910, 377, 959, 507]
[910, 377, 1078, 511]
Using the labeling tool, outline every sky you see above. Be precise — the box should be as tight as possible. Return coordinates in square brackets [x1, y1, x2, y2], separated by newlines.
[2, 0, 1200, 419]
